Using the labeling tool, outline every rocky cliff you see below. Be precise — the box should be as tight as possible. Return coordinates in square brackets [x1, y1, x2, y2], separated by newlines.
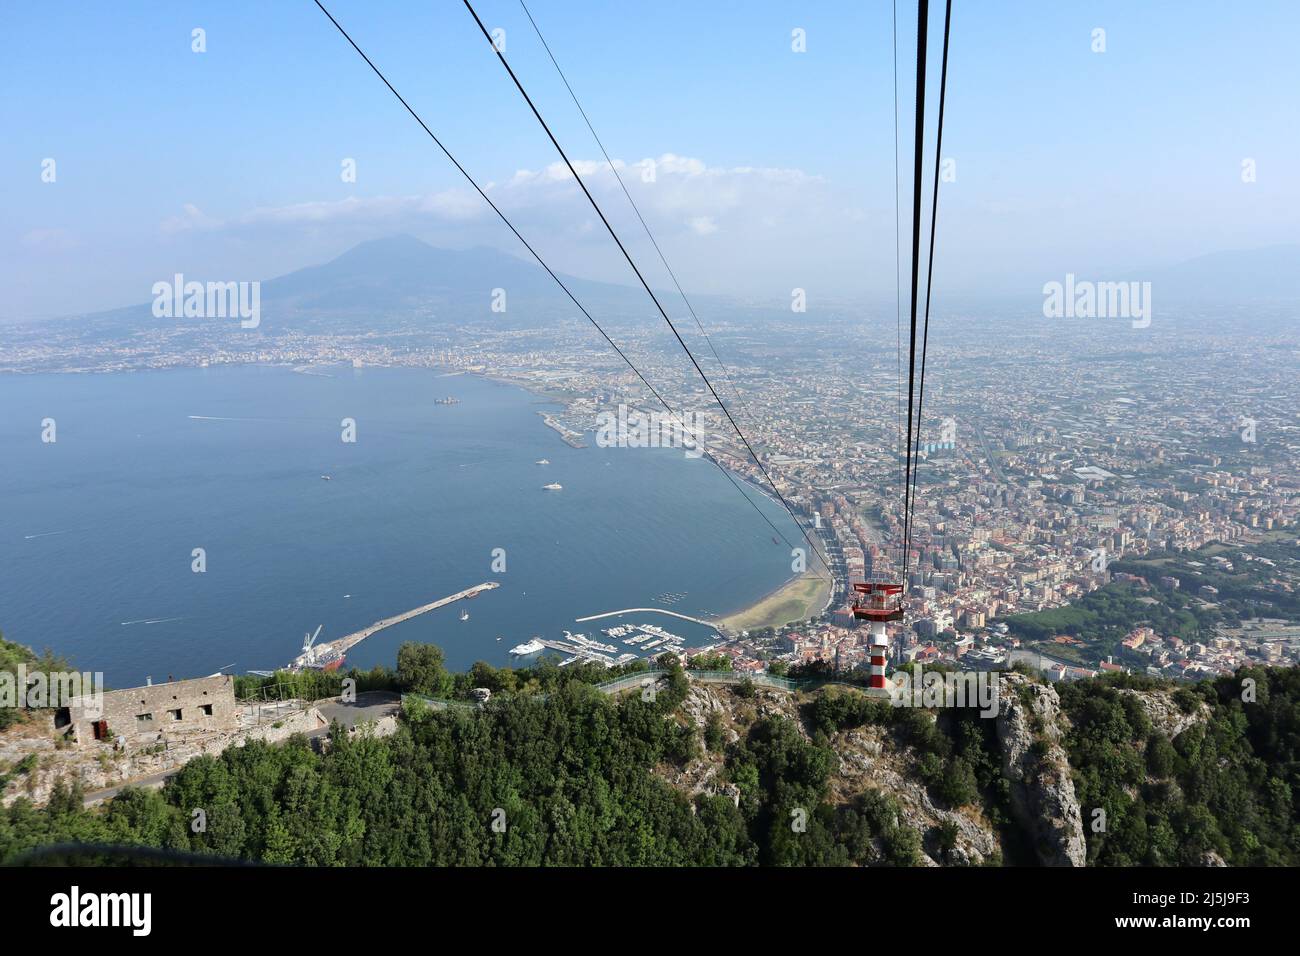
[994, 673, 1088, 866]
[660, 674, 1158, 867]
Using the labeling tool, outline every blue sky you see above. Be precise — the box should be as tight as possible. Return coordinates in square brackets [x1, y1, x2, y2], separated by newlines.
[3, 0, 1297, 318]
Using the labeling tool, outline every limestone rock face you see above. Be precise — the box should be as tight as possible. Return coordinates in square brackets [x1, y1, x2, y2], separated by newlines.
[995, 673, 1087, 867]
[835, 727, 1000, 866]
[1117, 688, 1208, 740]
[681, 684, 725, 729]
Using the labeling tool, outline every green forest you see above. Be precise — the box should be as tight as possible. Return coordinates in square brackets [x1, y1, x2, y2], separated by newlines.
[1001, 539, 1300, 655]
[1, 655, 919, 866]
[1000, 581, 1210, 652]
[2, 638, 1298, 866]
[1059, 667, 1300, 865]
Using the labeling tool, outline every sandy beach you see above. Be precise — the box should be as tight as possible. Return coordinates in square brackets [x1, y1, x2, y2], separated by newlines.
[717, 571, 832, 634]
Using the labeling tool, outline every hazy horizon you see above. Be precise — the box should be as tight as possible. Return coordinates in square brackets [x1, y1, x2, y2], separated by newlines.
[5, 0, 1299, 320]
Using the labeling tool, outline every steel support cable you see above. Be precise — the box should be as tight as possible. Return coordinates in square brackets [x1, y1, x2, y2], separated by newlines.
[309, 0, 799, 554]
[905, 0, 953, 582]
[517, 0, 759, 432]
[460, 0, 832, 576]
[893, 0, 904, 573]
[901, 0, 930, 581]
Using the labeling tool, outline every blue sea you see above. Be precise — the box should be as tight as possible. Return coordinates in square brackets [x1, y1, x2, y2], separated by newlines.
[0, 365, 799, 686]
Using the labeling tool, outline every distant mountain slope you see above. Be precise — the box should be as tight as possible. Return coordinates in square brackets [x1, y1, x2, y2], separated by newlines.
[1136, 244, 1300, 302]
[260, 235, 640, 323]
[84, 235, 669, 333]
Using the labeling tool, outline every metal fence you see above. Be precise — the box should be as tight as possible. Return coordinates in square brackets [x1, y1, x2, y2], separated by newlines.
[594, 669, 821, 695]
[405, 669, 884, 713]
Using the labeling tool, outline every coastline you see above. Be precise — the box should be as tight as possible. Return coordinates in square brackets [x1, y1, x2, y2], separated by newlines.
[468, 370, 838, 636]
[12, 363, 828, 657]
[716, 571, 833, 634]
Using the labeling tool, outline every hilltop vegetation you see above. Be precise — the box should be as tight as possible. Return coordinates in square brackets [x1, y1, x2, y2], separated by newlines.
[1059, 667, 1300, 865]
[1, 644, 1298, 867]
[0, 635, 71, 733]
[1109, 537, 1300, 624]
[231, 642, 658, 704]
[1000, 538, 1300, 663]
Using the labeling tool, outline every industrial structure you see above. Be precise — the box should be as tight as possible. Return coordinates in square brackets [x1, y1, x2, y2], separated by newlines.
[851, 582, 905, 691]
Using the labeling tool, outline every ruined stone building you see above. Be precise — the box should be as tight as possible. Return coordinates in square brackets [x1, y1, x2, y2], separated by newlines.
[61, 674, 237, 745]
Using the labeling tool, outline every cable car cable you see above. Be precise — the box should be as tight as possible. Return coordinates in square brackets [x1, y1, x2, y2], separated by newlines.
[516, 0, 758, 431]
[309, 0, 795, 554]
[904, 0, 952, 580]
[901, 0, 930, 582]
[460, 0, 831, 574]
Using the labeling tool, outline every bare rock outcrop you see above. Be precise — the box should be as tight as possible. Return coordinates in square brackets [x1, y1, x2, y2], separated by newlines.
[995, 673, 1087, 867]
[1117, 688, 1208, 740]
[681, 684, 726, 729]
[835, 727, 1000, 866]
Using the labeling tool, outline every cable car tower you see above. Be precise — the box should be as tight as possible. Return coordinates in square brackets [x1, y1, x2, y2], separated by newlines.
[851, 582, 904, 690]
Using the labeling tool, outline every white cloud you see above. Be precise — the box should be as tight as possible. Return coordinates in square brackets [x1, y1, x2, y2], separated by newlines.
[150, 154, 876, 296]
[688, 216, 718, 236]
[20, 228, 80, 252]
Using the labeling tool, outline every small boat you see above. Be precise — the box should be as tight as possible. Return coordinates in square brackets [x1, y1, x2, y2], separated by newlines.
[321, 475, 332, 481]
[536, 459, 550, 465]
[543, 483, 562, 491]
[460, 610, 470, 622]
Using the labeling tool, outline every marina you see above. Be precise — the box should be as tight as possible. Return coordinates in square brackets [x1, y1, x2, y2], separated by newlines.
[576, 607, 722, 632]
[501, 621, 692, 667]
[527, 623, 687, 668]
[537, 411, 586, 448]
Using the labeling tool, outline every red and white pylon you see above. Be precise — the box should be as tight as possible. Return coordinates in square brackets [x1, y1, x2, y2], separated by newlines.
[850, 582, 905, 690]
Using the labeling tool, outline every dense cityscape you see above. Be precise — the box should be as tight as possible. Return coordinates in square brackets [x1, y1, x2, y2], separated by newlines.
[6, 291, 1296, 687]
[7, 0, 1300, 928]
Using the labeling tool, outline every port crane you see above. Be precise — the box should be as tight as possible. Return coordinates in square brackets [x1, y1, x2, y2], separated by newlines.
[300, 624, 323, 666]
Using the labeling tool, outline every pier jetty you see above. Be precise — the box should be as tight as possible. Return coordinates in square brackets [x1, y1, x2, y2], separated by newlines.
[288, 582, 500, 671]
[574, 607, 722, 631]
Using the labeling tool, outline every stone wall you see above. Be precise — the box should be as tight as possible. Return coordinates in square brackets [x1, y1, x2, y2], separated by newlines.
[65, 674, 237, 745]
[3, 702, 328, 808]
